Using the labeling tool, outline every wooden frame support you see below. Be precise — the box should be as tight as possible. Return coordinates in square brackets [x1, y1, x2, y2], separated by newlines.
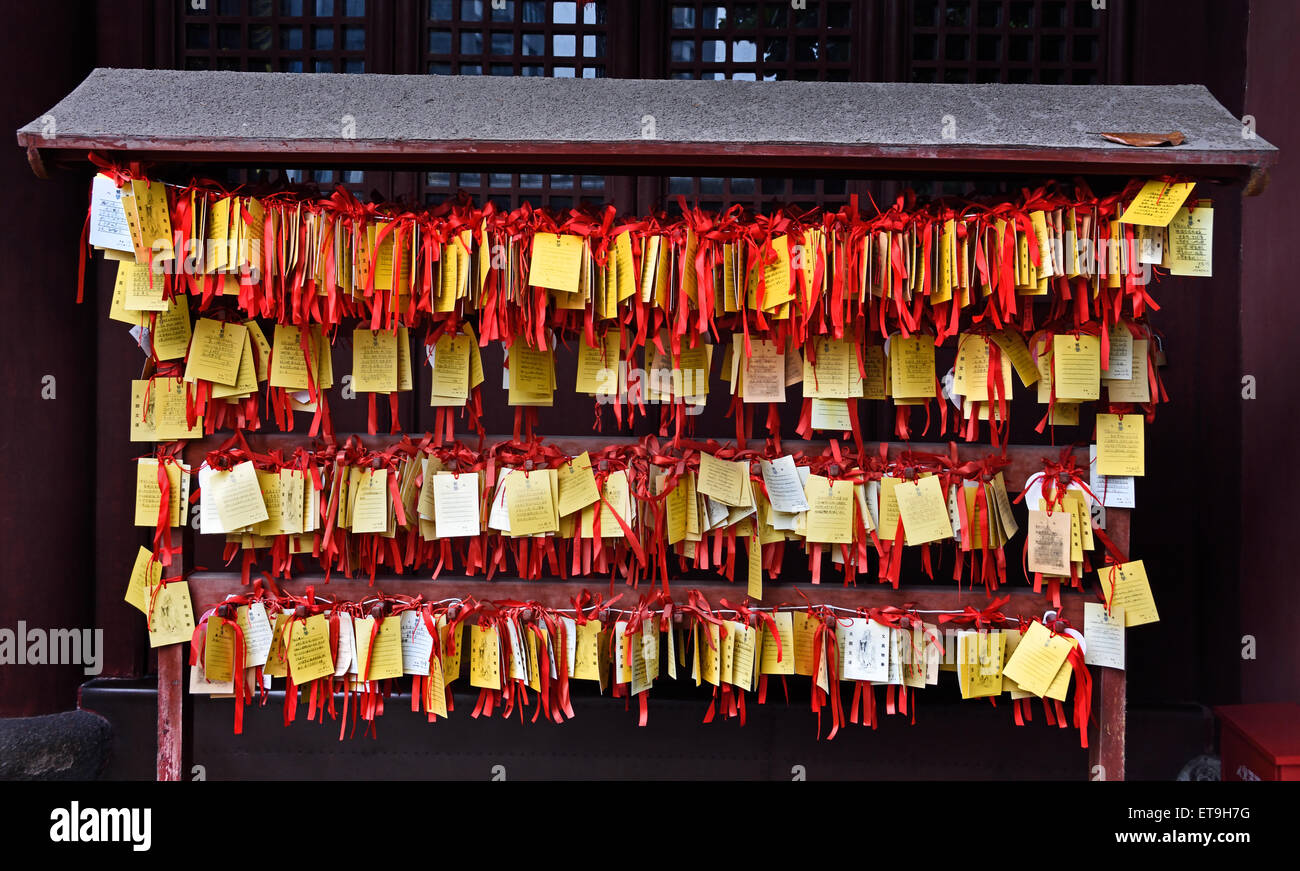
[157, 643, 184, 781]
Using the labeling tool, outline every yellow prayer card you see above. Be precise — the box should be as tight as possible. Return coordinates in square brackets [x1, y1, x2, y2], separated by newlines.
[697, 453, 747, 508]
[1002, 621, 1073, 697]
[1118, 181, 1196, 227]
[890, 334, 936, 399]
[185, 318, 247, 387]
[151, 295, 192, 361]
[269, 324, 317, 390]
[124, 546, 162, 614]
[287, 614, 335, 684]
[134, 458, 186, 528]
[894, 475, 953, 545]
[352, 328, 398, 394]
[1051, 333, 1100, 401]
[506, 470, 559, 536]
[556, 452, 600, 517]
[507, 341, 555, 406]
[804, 475, 853, 544]
[1101, 560, 1159, 627]
[528, 233, 584, 293]
[147, 581, 195, 648]
[1096, 413, 1144, 476]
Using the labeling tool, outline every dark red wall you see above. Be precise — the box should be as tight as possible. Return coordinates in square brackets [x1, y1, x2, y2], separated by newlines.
[0, 4, 97, 715]
[1241, 0, 1300, 703]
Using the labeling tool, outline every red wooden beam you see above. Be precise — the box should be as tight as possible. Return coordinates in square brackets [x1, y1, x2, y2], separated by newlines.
[180, 434, 1082, 496]
[185, 573, 1087, 624]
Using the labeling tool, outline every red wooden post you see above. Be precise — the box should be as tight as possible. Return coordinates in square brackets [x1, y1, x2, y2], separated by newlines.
[156, 643, 184, 782]
[1087, 506, 1131, 781]
[1090, 668, 1127, 781]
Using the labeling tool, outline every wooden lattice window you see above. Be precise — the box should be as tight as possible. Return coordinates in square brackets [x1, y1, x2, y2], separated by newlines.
[662, 175, 850, 215]
[907, 0, 1113, 84]
[422, 0, 615, 208]
[175, 0, 379, 194]
[178, 0, 370, 73]
[665, 0, 856, 81]
[424, 0, 610, 77]
[659, 1, 857, 212]
[423, 170, 608, 211]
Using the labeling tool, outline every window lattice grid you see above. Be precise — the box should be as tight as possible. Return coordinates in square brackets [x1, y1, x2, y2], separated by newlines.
[179, 0, 370, 73]
[665, 0, 856, 82]
[906, 0, 1111, 84]
[422, 2, 612, 209]
[177, 1, 377, 193]
[424, 0, 610, 77]
[424, 170, 608, 211]
[662, 175, 851, 215]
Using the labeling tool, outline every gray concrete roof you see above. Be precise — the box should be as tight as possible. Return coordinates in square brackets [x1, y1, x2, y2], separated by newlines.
[16, 68, 1276, 175]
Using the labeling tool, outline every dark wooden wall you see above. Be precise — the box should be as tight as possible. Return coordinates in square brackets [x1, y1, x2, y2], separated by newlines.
[0, 2, 97, 715]
[1240, 0, 1300, 703]
[1124, 0, 1248, 710]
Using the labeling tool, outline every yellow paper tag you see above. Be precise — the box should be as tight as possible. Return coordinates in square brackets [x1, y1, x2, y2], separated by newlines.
[185, 318, 247, 386]
[431, 332, 471, 400]
[556, 452, 600, 517]
[287, 613, 335, 683]
[1026, 509, 1073, 576]
[957, 630, 1004, 699]
[350, 469, 389, 534]
[243, 320, 271, 381]
[697, 453, 747, 507]
[575, 331, 620, 395]
[1002, 621, 1074, 697]
[1051, 333, 1100, 401]
[352, 328, 398, 393]
[210, 331, 258, 399]
[747, 534, 763, 599]
[506, 470, 558, 536]
[894, 475, 953, 545]
[469, 624, 502, 689]
[151, 295, 192, 361]
[507, 341, 555, 406]
[269, 324, 317, 390]
[134, 458, 187, 528]
[1168, 203, 1213, 277]
[124, 546, 162, 614]
[528, 233, 584, 293]
[760, 612, 795, 675]
[1100, 560, 1159, 627]
[1118, 181, 1196, 227]
[1096, 413, 1144, 476]
[1104, 339, 1151, 404]
[203, 617, 236, 683]
[207, 460, 269, 530]
[147, 581, 196, 648]
[890, 335, 936, 398]
[804, 474, 853, 544]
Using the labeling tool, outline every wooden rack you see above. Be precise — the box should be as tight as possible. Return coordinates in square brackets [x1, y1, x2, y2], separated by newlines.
[19, 69, 1274, 782]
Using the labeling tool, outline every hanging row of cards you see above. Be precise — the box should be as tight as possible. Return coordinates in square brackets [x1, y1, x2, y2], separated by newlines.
[125, 308, 1161, 441]
[91, 173, 1212, 344]
[151, 573, 1142, 739]
[134, 436, 1145, 595]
